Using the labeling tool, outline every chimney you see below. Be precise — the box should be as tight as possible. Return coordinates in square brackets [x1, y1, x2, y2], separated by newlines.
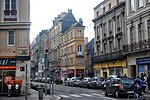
[61, 12, 67, 19]
[68, 8, 72, 13]
[79, 18, 83, 25]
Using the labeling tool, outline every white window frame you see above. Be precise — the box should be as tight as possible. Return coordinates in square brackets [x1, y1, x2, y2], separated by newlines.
[4, 0, 16, 10]
[130, 26, 135, 43]
[77, 45, 82, 52]
[7, 30, 15, 46]
[77, 30, 82, 37]
[130, 0, 135, 12]
[78, 57, 82, 64]
[138, 22, 144, 41]
[138, 0, 144, 8]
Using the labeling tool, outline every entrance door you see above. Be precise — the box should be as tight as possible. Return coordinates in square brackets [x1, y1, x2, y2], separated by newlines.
[0, 71, 2, 94]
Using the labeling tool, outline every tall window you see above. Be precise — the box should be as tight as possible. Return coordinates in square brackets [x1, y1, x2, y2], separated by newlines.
[78, 45, 82, 52]
[103, 23, 107, 38]
[109, 41, 113, 53]
[96, 11, 99, 17]
[103, 7, 105, 13]
[77, 30, 82, 37]
[108, 20, 112, 35]
[78, 57, 82, 64]
[104, 43, 107, 54]
[97, 26, 100, 39]
[116, 0, 119, 4]
[117, 15, 121, 32]
[8, 31, 15, 45]
[138, 0, 144, 8]
[117, 39, 122, 50]
[109, 3, 111, 9]
[130, 0, 135, 12]
[4, 0, 17, 21]
[130, 26, 135, 43]
[148, 20, 150, 39]
[147, 0, 150, 4]
[138, 22, 144, 41]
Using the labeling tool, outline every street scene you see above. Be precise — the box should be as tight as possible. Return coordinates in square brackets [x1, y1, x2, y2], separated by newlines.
[1, 0, 150, 100]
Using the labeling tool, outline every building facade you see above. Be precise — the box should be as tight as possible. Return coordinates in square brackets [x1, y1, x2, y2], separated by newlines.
[92, 0, 127, 78]
[123, 0, 150, 78]
[0, 0, 31, 94]
[85, 38, 94, 77]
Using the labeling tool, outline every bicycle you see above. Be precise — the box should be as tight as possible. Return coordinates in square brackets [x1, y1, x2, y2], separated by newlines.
[128, 88, 146, 100]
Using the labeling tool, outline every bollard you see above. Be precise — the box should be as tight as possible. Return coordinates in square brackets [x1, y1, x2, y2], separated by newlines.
[38, 88, 43, 99]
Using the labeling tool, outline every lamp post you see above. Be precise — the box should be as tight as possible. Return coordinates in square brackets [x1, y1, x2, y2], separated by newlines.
[45, 49, 48, 95]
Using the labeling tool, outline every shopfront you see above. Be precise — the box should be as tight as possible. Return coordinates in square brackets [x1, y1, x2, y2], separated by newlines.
[0, 58, 16, 94]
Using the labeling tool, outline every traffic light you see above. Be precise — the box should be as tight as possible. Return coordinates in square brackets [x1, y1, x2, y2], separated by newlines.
[20, 67, 25, 71]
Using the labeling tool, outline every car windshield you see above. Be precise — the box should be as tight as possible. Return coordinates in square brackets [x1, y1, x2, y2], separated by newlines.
[76, 78, 81, 80]
[121, 78, 134, 85]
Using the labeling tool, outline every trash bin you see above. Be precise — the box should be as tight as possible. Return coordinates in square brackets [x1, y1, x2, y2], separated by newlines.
[38, 88, 43, 99]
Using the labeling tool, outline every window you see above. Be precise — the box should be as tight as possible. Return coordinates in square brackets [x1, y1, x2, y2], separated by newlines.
[104, 43, 107, 54]
[138, 0, 144, 8]
[148, 20, 150, 39]
[96, 11, 99, 17]
[108, 20, 112, 33]
[103, 7, 105, 13]
[130, 26, 135, 43]
[138, 22, 144, 41]
[77, 30, 82, 37]
[78, 45, 82, 52]
[4, 0, 17, 21]
[116, 0, 119, 4]
[109, 3, 111, 9]
[97, 26, 100, 39]
[109, 41, 113, 53]
[117, 39, 122, 50]
[103, 23, 107, 38]
[117, 15, 121, 32]
[78, 57, 82, 64]
[8, 31, 15, 45]
[130, 0, 135, 12]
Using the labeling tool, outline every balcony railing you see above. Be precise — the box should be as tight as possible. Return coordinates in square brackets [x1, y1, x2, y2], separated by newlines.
[92, 50, 125, 63]
[76, 52, 83, 57]
[122, 39, 150, 54]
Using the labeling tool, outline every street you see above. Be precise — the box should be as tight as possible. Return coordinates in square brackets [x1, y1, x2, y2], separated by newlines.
[32, 82, 127, 100]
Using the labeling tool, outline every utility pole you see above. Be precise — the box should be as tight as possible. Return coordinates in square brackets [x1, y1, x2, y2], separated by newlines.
[45, 49, 48, 95]
[25, 64, 28, 100]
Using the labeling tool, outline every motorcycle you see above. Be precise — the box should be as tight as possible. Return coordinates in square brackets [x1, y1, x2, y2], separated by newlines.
[14, 83, 20, 96]
[7, 83, 12, 97]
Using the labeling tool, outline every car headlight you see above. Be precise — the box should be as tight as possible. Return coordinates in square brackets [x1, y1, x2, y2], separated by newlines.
[8, 84, 11, 89]
[15, 84, 19, 89]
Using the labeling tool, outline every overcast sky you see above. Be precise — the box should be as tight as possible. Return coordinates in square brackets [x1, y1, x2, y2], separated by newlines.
[30, 0, 102, 43]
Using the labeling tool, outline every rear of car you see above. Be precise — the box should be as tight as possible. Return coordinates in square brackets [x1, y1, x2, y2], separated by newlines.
[105, 77, 134, 97]
[88, 77, 104, 89]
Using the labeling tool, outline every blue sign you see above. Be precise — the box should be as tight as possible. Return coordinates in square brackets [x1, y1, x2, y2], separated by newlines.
[136, 57, 150, 65]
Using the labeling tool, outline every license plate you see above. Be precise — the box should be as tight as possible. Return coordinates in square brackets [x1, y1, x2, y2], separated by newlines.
[128, 91, 134, 94]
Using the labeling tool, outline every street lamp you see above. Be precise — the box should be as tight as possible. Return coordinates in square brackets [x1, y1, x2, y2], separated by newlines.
[45, 49, 48, 95]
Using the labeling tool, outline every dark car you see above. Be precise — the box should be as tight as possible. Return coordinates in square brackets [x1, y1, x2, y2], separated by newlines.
[101, 75, 117, 90]
[64, 78, 70, 86]
[87, 77, 105, 89]
[104, 77, 135, 98]
[69, 77, 82, 86]
[79, 77, 91, 88]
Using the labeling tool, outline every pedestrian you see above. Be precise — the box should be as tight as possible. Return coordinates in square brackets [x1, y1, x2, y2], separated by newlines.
[147, 72, 150, 93]
[140, 73, 145, 81]
[124, 74, 127, 78]
[144, 74, 147, 83]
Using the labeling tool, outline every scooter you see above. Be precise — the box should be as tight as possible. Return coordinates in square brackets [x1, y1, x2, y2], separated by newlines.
[8, 83, 12, 97]
[14, 83, 20, 96]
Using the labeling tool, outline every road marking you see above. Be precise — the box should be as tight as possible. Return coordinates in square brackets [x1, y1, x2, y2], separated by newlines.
[91, 93, 103, 96]
[80, 93, 94, 97]
[69, 94, 82, 97]
[59, 95, 70, 98]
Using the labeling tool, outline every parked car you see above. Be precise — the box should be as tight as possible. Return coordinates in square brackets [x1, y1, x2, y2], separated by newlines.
[87, 77, 105, 89]
[79, 77, 91, 88]
[64, 78, 70, 86]
[101, 75, 117, 90]
[69, 77, 82, 86]
[104, 77, 135, 98]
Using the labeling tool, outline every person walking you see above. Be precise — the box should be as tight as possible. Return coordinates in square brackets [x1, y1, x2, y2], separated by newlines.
[140, 73, 145, 81]
[147, 72, 150, 93]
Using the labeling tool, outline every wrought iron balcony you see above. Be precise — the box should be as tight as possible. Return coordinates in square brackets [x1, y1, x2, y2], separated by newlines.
[122, 39, 150, 54]
[76, 52, 84, 57]
[92, 50, 125, 63]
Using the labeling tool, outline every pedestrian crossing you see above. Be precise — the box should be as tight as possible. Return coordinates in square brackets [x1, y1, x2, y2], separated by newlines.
[59, 93, 117, 100]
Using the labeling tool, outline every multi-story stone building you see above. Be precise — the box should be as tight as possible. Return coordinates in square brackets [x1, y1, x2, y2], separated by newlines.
[85, 38, 94, 77]
[30, 30, 49, 80]
[123, 0, 150, 78]
[92, 0, 126, 78]
[0, 0, 31, 94]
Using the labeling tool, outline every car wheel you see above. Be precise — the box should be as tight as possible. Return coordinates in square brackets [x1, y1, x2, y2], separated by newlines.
[115, 90, 120, 98]
[104, 89, 108, 96]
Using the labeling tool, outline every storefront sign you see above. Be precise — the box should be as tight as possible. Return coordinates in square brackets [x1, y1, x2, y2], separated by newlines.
[136, 57, 150, 65]
[0, 58, 16, 70]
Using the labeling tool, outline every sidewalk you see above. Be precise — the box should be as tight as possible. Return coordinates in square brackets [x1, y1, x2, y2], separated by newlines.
[0, 89, 61, 100]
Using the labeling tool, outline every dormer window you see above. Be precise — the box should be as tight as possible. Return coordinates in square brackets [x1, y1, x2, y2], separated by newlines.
[4, 0, 17, 21]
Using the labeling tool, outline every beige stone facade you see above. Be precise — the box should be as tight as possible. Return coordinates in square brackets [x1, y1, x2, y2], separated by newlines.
[0, 0, 31, 94]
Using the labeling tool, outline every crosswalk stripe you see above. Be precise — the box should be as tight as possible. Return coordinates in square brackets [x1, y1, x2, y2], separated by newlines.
[91, 93, 103, 96]
[80, 93, 94, 97]
[69, 94, 82, 97]
[59, 95, 70, 98]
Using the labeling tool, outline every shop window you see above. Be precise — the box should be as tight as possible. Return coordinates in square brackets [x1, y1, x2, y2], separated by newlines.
[138, 65, 144, 77]
[96, 70, 100, 77]
[109, 68, 115, 75]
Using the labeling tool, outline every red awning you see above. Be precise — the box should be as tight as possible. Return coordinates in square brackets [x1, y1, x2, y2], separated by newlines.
[0, 66, 16, 70]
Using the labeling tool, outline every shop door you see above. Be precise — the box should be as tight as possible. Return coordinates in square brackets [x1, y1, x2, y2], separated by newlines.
[0, 71, 2, 94]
